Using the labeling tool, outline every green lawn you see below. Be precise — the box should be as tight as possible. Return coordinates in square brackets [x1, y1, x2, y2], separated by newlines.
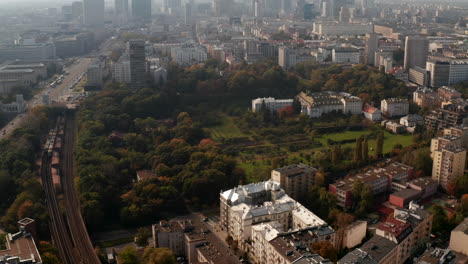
[204, 114, 248, 140]
[318, 130, 414, 154]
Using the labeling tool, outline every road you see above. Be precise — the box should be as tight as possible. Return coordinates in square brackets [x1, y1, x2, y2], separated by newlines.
[0, 58, 92, 140]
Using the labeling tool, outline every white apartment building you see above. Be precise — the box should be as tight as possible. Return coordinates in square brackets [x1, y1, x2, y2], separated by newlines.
[332, 48, 361, 64]
[297, 91, 363, 118]
[111, 60, 131, 84]
[220, 181, 328, 249]
[443, 125, 468, 148]
[251, 97, 294, 112]
[170, 45, 207, 66]
[312, 22, 373, 36]
[449, 217, 468, 256]
[381, 98, 409, 117]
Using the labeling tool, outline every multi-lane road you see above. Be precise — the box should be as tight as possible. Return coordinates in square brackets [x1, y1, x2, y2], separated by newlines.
[0, 58, 92, 140]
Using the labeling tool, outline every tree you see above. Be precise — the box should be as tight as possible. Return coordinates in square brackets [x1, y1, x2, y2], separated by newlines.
[292, 98, 302, 114]
[143, 248, 176, 264]
[362, 137, 369, 162]
[312, 241, 338, 262]
[119, 246, 140, 264]
[376, 131, 384, 158]
[353, 137, 363, 163]
[135, 227, 151, 247]
[431, 205, 448, 233]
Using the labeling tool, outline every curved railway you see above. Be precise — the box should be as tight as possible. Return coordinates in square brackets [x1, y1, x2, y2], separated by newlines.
[40, 111, 100, 264]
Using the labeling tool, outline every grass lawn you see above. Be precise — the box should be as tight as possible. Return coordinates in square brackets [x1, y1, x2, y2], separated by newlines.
[318, 130, 414, 154]
[204, 114, 248, 141]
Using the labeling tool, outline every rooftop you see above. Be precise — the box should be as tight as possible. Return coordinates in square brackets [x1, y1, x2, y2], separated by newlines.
[339, 236, 397, 264]
[452, 217, 468, 235]
[409, 177, 438, 189]
[390, 189, 421, 200]
[377, 217, 412, 242]
[273, 163, 316, 174]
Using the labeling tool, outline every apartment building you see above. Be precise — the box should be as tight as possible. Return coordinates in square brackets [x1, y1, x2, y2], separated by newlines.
[278, 47, 314, 69]
[265, 230, 334, 264]
[425, 103, 468, 131]
[329, 163, 413, 208]
[271, 163, 317, 200]
[0, 218, 42, 264]
[381, 98, 409, 117]
[312, 22, 373, 36]
[443, 125, 468, 148]
[297, 91, 363, 118]
[377, 206, 432, 264]
[170, 45, 207, 66]
[449, 217, 468, 256]
[338, 235, 398, 264]
[332, 48, 361, 64]
[412, 87, 441, 109]
[430, 135, 462, 158]
[362, 103, 382, 121]
[432, 146, 466, 191]
[438, 86, 462, 101]
[111, 59, 131, 84]
[219, 181, 327, 248]
[251, 97, 293, 112]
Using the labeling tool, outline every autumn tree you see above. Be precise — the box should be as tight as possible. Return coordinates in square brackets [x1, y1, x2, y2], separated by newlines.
[362, 137, 369, 162]
[312, 241, 338, 262]
[135, 227, 151, 248]
[143, 248, 176, 264]
[119, 246, 140, 264]
[376, 131, 384, 158]
[354, 137, 363, 163]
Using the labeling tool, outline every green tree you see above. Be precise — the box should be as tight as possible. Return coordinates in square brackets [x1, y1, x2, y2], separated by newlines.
[376, 131, 384, 158]
[143, 248, 176, 264]
[292, 98, 302, 114]
[353, 137, 363, 163]
[119, 246, 140, 264]
[431, 205, 448, 233]
[362, 137, 369, 162]
[135, 227, 151, 248]
[351, 179, 363, 208]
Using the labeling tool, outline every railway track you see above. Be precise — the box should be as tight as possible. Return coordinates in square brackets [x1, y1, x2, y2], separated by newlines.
[40, 111, 100, 264]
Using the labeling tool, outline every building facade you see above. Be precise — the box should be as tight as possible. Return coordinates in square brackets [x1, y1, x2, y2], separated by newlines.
[271, 164, 317, 200]
[432, 146, 466, 191]
[128, 40, 146, 89]
[381, 98, 409, 117]
[251, 97, 294, 112]
[404, 36, 429, 72]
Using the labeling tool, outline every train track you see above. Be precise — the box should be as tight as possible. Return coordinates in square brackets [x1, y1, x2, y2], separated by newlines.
[62, 111, 101, 264]
[40, 111, 100, 264]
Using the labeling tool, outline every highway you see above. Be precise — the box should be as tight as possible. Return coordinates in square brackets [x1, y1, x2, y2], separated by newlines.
[0, 58, 92, 140]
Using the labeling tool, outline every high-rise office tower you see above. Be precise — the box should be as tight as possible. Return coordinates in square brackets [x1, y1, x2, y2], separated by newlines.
[184, 1, 194, 24]
[115, 0, 129, 16]
[321, 0, 335, 17]
[281, 0, 292, 13]
[339, 6, 350, 22]
[213, 0, 233, 16]
[404, 36, 429, 72]
[83, 0, 105, 27]
[131, 0, 152, 22]
[71, 1, 83, 19]
[128, 40, 146, 90]
[364, 33, 379, 65]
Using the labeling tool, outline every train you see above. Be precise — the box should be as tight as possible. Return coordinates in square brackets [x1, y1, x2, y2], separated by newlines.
[42, 116, 65, 194]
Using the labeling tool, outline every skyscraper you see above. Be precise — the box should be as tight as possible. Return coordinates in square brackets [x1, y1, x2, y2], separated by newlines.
[432, 146, 466, 191]
[404, 36, 429, 72]
[131, 0, 152, 22]
[83, 0, 105, 27]
[71, 1, 83, 19]
[128, 40, 146, 90]
[213, 0, 233, 16]
[115, 0, 129, 16]
[364, 33, 379, 65]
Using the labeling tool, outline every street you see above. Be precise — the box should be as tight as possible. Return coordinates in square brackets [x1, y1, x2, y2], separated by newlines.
[0, 57, 92, 140]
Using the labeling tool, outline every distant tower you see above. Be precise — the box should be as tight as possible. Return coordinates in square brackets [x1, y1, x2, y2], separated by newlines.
[71, 1, 83, 19]
[184, 0, 194, 24]
[83, 0, 105, 27]
[128, 40, 146, 90]
[364, 33, 379, 65]
[115, 0, 129, 16]
[131, 0, 152, 22]
[404, 36, 429, 72]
